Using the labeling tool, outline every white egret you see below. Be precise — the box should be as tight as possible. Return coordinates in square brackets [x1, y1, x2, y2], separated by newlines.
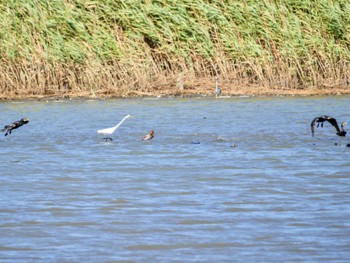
[142, 130, 154, 141]
[215, 76, 222, 98]
[97, 115, 132, 141]
[2, 118, 29, 136]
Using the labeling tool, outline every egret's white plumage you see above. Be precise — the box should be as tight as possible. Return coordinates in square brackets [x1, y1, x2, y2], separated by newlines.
[97, 115, 131, 141]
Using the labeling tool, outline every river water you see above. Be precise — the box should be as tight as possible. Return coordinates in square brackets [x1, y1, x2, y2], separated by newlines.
[1, 96, 349, 262]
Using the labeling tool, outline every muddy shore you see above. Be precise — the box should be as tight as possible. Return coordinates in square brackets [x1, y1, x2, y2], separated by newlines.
[1, 83, 350, 101]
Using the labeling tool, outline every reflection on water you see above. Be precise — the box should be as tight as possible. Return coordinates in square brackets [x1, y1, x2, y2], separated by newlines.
[1, 96, 350, 262]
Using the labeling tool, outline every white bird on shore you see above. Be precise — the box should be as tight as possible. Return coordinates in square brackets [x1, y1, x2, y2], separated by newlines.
[97, 115, 132, 141]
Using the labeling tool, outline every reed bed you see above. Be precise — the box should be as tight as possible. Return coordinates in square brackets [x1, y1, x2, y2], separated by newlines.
[0, 0, 349, 99]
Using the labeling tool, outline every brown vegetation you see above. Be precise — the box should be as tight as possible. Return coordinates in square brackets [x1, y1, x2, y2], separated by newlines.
[1, 65, 349, 101]
[1, 0, 350, 100]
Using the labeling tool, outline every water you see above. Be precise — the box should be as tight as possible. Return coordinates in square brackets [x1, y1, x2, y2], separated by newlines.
[1, 96, 349, 262]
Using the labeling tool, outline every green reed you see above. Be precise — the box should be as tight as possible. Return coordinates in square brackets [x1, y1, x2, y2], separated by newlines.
[0, 0, 349, 98]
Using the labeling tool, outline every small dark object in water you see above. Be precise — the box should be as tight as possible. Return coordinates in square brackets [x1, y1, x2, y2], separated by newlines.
[334, 142, 338, 146]
[191, 141, 200, 144]
[2, 118, 29, 136]
[346, 144, 350, 147]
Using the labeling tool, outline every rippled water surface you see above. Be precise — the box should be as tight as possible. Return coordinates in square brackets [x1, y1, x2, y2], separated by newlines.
[1, 96, 350, 262]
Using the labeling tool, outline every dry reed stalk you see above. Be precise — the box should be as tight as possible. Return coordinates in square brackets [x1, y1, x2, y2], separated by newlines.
[1, 55, 349, 100]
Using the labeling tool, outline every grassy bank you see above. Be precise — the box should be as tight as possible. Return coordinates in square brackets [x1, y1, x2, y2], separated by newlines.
[0, 0, 350, 99]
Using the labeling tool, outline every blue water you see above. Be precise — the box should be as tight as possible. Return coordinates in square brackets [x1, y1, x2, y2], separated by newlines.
[1, 96, 349, 262]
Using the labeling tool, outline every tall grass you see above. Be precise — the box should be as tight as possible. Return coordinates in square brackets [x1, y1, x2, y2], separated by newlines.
[0, 0, 349, 98]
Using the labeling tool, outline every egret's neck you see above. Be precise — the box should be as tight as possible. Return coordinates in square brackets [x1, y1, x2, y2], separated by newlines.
[116, 117, 127, 127]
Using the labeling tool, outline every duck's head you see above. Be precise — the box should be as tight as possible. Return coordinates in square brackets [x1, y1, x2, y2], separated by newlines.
[22, 118, 29, 123]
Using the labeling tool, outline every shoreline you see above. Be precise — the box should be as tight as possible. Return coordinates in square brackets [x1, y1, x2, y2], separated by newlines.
[1, 85, 350, 101]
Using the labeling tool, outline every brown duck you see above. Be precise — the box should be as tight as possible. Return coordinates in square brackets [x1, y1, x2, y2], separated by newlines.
[142, 130, 155, 141]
